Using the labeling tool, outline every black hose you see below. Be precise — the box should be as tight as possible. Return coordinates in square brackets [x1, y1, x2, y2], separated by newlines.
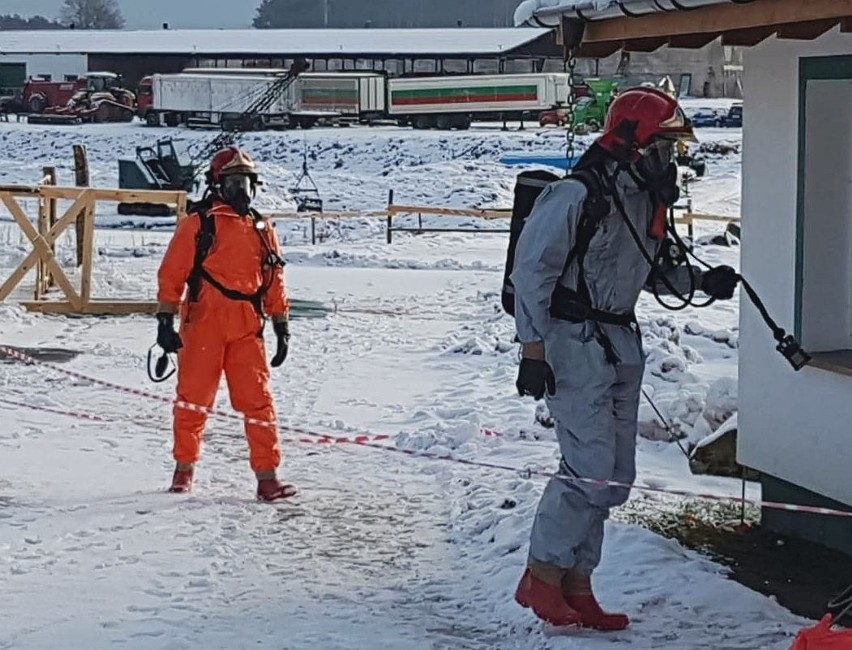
[608, 172, 702, 310]
[829, 582, 852, 623]
[608, 168, 810, 370]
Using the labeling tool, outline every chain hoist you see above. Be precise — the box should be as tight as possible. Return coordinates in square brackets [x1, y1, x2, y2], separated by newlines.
[565, 48, 577, 170]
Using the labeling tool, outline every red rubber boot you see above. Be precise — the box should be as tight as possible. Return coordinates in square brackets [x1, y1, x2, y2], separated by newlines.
[562, 571, 629, 631]
[515, 567, 581, 627]
[168, 466, 194, 493]
[257, 478, 297, 502]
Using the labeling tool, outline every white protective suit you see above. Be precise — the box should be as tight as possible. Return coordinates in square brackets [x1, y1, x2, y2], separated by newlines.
[511, 166, 696, 573]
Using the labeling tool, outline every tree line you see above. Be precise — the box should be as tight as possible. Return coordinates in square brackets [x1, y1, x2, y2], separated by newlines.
[253, 0, 519, 29]
[3, 0, 518, 31]
[0, 0, 124, 30]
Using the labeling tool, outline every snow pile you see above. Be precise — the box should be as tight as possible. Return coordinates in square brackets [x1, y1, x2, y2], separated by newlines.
[514, 0, 622, 25]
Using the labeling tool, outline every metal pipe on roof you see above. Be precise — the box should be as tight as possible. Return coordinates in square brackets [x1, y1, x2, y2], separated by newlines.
[519, 0, 745, 27]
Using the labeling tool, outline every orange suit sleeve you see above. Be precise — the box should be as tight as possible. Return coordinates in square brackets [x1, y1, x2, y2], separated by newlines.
[263, 223, 290, 318]
[157, 214, 200, 307]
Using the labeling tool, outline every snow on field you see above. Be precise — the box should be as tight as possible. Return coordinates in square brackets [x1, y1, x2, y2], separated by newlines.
[0, 118, 807, 649]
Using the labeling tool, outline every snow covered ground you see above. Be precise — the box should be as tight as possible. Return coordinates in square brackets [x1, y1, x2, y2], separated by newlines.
[0, 116, 809, 649]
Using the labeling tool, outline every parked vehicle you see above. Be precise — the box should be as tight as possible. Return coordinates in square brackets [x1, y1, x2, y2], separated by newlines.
[539, 107, 568, 126]
[139, 70, 573, 131]
[719, 103, 743, 127]
[538, 78, 618, 131]
[572, 78, 618, 131]
[689, 107, 724, 128]
[295, 72, 387, 122]
[25, 72, 136, 124]
[137, 72, 331, 129]
[117, 138, 197, 215]
[387, 73, 572, 130]
[23, 72, 128, 114]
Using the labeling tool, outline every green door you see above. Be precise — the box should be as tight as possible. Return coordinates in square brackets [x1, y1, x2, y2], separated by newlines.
[0, 63, 26, 96]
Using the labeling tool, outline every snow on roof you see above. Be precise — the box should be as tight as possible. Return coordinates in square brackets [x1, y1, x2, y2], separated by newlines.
[0, 28, 552, 57]
[515, 0, 730, 27]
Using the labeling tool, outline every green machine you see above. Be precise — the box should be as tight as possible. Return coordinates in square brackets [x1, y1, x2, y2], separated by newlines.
[572, 78, 618, 132]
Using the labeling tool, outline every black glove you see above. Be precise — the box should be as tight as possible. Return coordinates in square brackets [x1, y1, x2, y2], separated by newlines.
[270, 319, 290, 368]
[701, 265, 740, 300]
[156, 312, 182, 354]
[516, 358, 556, 401]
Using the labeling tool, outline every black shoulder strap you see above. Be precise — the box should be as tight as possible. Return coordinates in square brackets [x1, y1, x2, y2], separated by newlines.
[561, 168, 609, 278]
[187, 206, 216, 303]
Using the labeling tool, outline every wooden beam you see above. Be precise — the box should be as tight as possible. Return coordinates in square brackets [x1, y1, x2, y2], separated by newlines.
[38, 186, 186, 204]
[90, 189, 186, 203]
[777, 18, 838, 40]
[0, 185, 39, 195]
[721, 26, 777, 47]
[576, 41, 623, 58]
[582, 0, 852, 43]
[843, 17, 852, 33]
[22, 300, 159, 316]
[21, 300, 332, 318]
[266, 209, 390, 220]
[621, 36, 668, 53]
[667, 32, 720, 49]
[387, 204, 511, 220]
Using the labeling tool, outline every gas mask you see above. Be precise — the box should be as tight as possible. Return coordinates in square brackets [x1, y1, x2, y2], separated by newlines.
[621, 137, 680, 240]
[634, 138, 680, 208]
[220, 173, 255, 216]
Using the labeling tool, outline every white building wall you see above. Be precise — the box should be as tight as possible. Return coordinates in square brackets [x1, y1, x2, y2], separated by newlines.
[739, 28, 852, 506]
[0, 54, 88, 81]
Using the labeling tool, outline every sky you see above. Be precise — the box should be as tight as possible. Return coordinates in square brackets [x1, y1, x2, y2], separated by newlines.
[0, 0, 264, 29]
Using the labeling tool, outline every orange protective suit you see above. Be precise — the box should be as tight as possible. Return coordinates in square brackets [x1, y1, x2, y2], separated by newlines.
[157, 201, 289, 472]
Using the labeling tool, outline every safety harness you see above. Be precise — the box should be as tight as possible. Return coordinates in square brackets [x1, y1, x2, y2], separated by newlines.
[185, 201, 285, 323]
[549, 168, 633, 322]
[545, 168, 641, 364]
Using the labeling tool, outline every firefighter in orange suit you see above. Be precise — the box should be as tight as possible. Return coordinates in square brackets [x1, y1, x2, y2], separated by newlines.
[155, 146, 295, 502]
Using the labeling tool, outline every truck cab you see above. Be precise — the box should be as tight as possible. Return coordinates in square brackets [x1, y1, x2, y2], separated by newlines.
[720, 103, 743, 128]
[136, 76, 155, 122]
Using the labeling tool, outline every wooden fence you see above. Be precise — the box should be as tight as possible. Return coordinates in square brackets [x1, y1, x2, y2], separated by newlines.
[266, 190, 737, 244]
[0, 184, 186, 315]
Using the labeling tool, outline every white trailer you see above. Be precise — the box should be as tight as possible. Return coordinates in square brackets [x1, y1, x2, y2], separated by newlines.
[295, 72, 387, 121]
[386, 73, 572, 129]
[141, 72, 329, 130]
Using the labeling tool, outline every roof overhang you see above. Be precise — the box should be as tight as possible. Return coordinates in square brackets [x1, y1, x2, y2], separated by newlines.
[518, 0, 852, 57]
[0, 27, 557, 59]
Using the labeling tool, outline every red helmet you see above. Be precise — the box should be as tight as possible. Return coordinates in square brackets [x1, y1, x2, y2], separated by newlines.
[598, 86, 696, 160]
[208, 146, 257, 184]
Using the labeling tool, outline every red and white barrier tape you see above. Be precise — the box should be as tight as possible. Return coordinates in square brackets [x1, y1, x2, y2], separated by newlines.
[0, 398, 120, 424]
[0, 345, 481, 444]
[3, 344, 852, 519]
[0, 397, 366, 447]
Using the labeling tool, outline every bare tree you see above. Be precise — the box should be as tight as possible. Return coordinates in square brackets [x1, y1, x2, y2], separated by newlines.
[60, 0, 125, 29]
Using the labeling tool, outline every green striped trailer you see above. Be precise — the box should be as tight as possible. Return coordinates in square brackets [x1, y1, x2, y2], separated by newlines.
[296, 72, 386, 120]
[387, 73, 571, 129]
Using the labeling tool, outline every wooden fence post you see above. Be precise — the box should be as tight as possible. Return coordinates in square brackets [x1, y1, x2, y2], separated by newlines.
[73, 145, 90, 267]
[79, 191, 95, 308]
[35, 167, 57, 299]
[386, 189, 394, 244]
